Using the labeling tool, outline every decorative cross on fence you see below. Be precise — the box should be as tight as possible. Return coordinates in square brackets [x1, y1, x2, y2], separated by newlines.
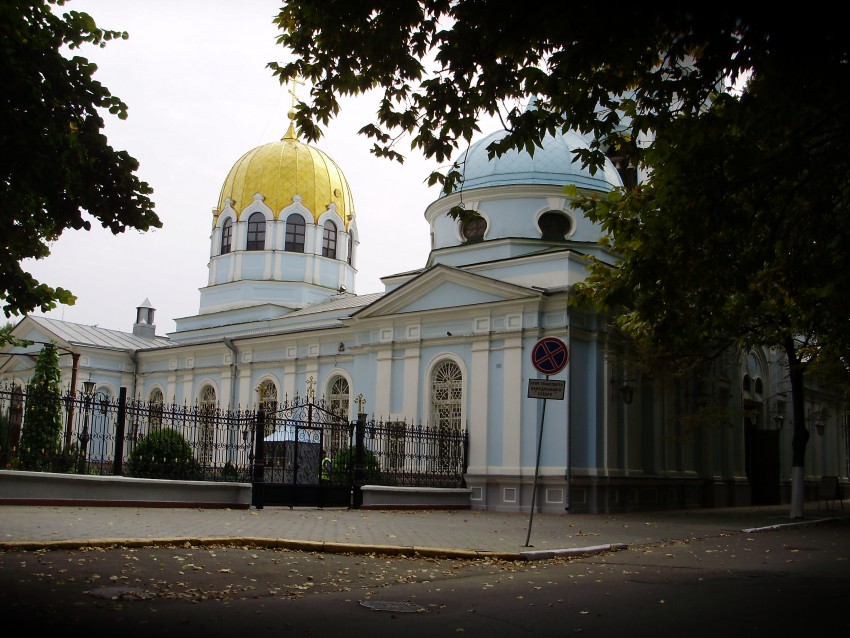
[355, 393, 366, 414]
[306, 376, 316, 401]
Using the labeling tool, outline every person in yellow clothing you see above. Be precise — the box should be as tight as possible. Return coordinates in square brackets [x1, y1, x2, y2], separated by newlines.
[321, 456, 331, 482]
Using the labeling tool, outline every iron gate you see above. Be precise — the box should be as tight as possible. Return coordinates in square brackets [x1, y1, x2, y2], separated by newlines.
[251, 396, 353, 508]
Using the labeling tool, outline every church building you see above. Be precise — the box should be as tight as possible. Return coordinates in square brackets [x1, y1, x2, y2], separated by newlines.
[2, 105, 846, 513]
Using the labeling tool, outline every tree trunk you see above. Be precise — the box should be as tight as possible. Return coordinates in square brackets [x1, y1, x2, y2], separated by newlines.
[786, 337, 809, 519]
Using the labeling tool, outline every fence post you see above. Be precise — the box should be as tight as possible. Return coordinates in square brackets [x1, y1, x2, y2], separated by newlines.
[113, 387, 127, 475]
[252, 407, 265, 509]
[352, 412, 366, 509]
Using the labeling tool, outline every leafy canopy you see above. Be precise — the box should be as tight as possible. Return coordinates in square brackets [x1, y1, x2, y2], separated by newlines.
[274, 5, 850, 373]
[274, 5, 764, 190]
[0, 0, 160, 319]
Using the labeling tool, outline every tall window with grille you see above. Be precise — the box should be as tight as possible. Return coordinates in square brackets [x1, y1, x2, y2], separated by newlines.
[327, 375, 350, 455]
[149, 388, 164, 429]
[387, 421, 406, 472]
[199, 384, 217, 466]
[430, 360, 463, 472]
[246, 212, 266, 251]
[257, 380, 278, 437]
[322, 220, 337, 258]
[220, 218, 233, 254]
[285, 213, 305, 252]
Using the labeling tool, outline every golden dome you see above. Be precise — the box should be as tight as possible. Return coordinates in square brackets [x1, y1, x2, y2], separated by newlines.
[215, 122, 354, 228]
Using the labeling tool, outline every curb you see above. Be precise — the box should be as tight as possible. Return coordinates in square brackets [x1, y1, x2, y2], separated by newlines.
[0, 537, 629, 561]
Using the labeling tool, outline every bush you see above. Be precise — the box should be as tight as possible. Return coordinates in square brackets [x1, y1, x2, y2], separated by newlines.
[128, 428, 199, 480]
[329, 445, 380, 485]
[221, 460, 239, 481]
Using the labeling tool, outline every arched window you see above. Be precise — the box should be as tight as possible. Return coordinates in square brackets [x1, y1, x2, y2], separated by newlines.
[199, 384, 217, 465]
[246, 212, 266, 251]
[430, 360, 463, 473]
[220, 218, 233, 255]
[285, 214, 306, 253]
[347, 233, 353, 265]
[327, 375, 350, 455]
[431, 360, 463, 430]
[257, 379, 278, 413]
[257, 380, 278, 437]
[328, 376, 350, 419]
[149, 388, 164, 428]
[538, 211, 571, 240]
[322, 220, 337, 258]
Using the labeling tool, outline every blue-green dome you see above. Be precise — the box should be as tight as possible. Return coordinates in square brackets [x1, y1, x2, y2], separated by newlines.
[449, 128, 622, 194]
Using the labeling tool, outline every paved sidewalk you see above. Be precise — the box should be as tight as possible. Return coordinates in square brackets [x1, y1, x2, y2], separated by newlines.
[1, 503, 847, 560]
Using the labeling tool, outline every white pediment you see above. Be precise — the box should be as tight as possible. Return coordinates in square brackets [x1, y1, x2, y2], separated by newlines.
[353, 264, 542, 319]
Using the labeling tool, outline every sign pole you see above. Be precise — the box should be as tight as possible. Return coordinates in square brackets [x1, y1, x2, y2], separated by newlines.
[525, 375, 549, 547]
[525, 336, 569, 548]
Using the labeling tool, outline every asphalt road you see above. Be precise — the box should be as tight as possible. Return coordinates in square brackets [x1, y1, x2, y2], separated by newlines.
[2, 520, 848, 636]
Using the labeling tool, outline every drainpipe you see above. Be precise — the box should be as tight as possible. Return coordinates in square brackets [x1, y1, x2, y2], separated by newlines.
[126, 349, 138, 401]
[224, 338, 238, 410]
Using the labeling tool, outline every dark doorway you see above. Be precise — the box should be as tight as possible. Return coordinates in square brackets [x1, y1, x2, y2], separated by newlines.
[745, 424, 781, 505]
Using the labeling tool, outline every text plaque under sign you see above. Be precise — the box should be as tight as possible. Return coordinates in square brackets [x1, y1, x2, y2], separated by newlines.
[527, 379, 566, 400]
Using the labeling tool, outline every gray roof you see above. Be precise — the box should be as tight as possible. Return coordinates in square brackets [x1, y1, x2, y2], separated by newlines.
[281, 292, 384, 319]
[28, 316, 174, 351]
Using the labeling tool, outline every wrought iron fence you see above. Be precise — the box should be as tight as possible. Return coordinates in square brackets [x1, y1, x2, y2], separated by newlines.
[0, 383, 468, 489]
[358, 418, 468, 488]
[0, 382, 254, 481]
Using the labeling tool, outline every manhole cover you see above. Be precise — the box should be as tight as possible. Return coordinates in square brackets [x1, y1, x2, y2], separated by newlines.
[360, 600, 424, 613]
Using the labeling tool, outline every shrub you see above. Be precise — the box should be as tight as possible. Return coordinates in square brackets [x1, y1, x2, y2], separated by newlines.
[328, 445, 380, 485]
[221, 460, 239, 481]
[128, 428, 199, 480]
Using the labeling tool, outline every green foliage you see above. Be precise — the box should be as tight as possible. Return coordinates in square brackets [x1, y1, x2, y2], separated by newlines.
[221, 460, 239, 481]
[274, 6, 784, 191]
[329, 446, 380, 485]
[0, 410, 12, 468]
[0, 0, 160, 319]
[276, 3, 850, 372]
[18, 342, 63, 471]
[127, 428, 199, 480]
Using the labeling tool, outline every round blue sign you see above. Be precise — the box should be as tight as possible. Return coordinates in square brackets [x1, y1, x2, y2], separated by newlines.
[531, 337, 569, 374]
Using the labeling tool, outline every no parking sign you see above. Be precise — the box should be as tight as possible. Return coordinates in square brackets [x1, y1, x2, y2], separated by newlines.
[531, 336, 569, 375]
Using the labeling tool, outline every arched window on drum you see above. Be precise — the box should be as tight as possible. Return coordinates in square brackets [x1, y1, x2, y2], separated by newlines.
[285, 213, 306, 253]
[220, 218, 233, 255]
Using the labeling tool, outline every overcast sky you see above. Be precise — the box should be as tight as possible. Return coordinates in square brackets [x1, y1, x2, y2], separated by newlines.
[24, 0, 498, 334]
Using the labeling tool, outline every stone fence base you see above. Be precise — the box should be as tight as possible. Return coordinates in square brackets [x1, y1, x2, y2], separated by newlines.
[0, 470, 251, 509]
[360, 485, 471, 510]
